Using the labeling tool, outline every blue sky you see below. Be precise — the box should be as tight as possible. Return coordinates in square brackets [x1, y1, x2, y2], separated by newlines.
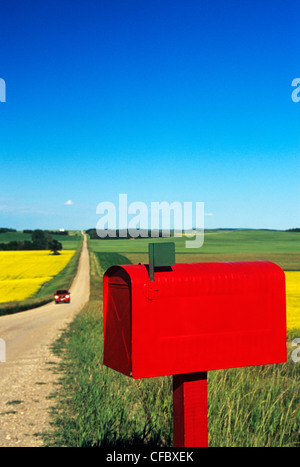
[0, 0, 299, 230]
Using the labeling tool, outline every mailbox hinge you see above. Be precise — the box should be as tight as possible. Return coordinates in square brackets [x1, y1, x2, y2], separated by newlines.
[144, 281, 159, 300]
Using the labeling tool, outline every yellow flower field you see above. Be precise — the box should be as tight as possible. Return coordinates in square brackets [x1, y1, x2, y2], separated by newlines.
[0, 250, 75, 303]
[285, 271, 300, 330]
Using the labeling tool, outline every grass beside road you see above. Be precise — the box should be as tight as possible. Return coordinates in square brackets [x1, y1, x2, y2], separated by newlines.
[46, 233, 300, 447]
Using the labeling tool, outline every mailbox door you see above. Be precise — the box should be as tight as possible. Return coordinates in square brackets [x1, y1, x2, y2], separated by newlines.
[103, 268, 132, 376]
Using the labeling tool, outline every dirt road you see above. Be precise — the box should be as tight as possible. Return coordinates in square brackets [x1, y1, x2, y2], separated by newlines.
[0, 232, 90, 447]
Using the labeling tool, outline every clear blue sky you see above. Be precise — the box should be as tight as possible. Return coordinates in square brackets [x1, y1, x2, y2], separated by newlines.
[0, 0, 299, 230]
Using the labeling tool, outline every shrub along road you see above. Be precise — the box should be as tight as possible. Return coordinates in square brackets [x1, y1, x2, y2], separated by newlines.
[0, 232, 90, 447]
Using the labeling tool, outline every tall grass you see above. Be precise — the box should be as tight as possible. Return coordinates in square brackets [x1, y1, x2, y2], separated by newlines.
[208, 360, 299, 447]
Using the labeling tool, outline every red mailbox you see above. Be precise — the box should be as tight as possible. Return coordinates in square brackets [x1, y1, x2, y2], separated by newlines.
[103, 261, 286, 379]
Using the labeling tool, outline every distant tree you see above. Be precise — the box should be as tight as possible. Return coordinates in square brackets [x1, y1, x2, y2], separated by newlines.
[47, 230, 69, 236]
[49, 239, 62, 255]
[31, 229, 52, 249]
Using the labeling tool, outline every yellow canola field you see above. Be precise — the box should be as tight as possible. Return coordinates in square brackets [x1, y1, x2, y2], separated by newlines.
[0, 250, 75, 303]
[285, 271, 300, 330]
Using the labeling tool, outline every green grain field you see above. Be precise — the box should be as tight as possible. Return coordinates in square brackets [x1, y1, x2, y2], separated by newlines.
[46, 230, 300, 447]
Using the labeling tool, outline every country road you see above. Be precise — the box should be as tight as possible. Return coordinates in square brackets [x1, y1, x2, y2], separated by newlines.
[0, 232, 90, 447]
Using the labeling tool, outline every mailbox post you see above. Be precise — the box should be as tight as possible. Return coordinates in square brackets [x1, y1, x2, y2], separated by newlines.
[103, 243, 287, 447]
[173, 371, 208, 447]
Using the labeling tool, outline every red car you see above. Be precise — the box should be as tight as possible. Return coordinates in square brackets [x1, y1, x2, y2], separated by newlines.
[54, 289, 71, 304]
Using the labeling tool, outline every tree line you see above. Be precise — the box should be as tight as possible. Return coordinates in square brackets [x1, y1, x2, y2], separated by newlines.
[23, 229, 69, 235]
[0, 230, 63, 254]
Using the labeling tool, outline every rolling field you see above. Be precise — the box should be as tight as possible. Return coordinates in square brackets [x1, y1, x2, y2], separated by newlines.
[89, 229, 300, 255]
[0, 231, 83, 315]
[89, 229, 300, 272]
[46, 230, 300, 447]
[0, 250, 75, 304]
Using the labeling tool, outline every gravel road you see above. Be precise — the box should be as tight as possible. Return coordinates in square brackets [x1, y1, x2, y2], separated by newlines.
[0, 232, 90, 447]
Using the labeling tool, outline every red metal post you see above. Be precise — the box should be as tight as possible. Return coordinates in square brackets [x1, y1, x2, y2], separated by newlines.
[173, 371, 208, 447]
